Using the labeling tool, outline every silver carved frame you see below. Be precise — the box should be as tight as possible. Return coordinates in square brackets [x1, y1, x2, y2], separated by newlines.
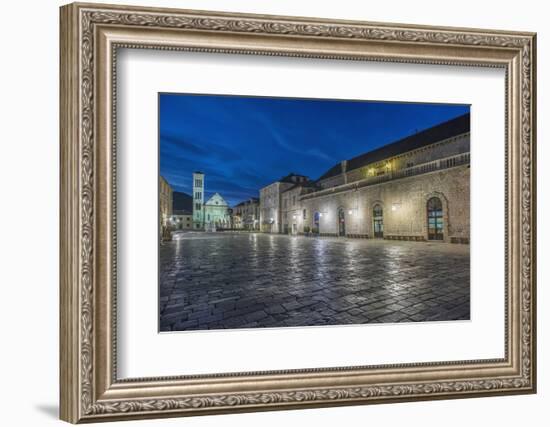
[60, 2, 537, 423]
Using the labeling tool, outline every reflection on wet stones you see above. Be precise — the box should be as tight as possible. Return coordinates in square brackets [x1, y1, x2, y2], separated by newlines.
[159, 233, 470, 331]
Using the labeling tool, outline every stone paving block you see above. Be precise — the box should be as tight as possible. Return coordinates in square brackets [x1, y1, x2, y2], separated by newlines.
[245, 310, 269, 323]
[265, 304, 286, 315]
[159, 234, 470, 331]
[174, 319, 199, 330]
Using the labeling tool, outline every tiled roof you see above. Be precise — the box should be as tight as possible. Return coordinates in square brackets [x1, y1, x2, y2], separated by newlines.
[317, 113, 470, 181]
[281, 180, 321, 194]
[234, 197, 260, 208]
[279, 173, 308, 183]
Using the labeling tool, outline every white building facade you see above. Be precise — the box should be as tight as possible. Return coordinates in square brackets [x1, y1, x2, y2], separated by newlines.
[204, 193, 232, 231]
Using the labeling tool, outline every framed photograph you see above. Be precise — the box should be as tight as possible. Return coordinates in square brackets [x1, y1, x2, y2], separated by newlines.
[60, 2, 537, 423]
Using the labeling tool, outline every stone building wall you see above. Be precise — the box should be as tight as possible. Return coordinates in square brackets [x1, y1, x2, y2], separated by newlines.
[259, 183, 278, 233]
[319, 134, 469, 189]
[281, 186, 305, 234]
[301, 164, 469, 243]
[318, 173, 345, 190]
[159, 176, 173, 228]
[171, 213, 193, 230]
[390, 134, 470, 171]
[233, 199, 260, 230]
[259, 182, 293, 233]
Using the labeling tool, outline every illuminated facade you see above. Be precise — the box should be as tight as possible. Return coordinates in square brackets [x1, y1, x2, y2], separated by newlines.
[170, 211, 193, 230]
[159, 176, 173, 228]
[233, 198, 260, 230]
[281, 182, 319, 235]
[192, 171, 205, 229]
[259, 173, 308, 233]
[261, 113, 471, 243]
[204, 193, 232, 231]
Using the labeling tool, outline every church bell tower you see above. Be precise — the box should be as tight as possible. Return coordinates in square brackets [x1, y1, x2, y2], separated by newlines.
[192, 171, 205, 229]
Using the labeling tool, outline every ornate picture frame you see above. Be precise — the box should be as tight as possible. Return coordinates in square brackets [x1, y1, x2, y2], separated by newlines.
[60, 2, 536, 423]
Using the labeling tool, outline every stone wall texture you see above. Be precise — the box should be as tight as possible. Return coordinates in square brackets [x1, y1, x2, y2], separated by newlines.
[301, 164, 469, 243]
[259, 133, 470, 243]
[159, 176, 173, 227]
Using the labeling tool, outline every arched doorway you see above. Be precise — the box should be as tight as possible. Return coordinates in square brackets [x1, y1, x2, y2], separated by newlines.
[313, 211, 320, 233]
[427, 197, 444, 240]
[338, 208, 346, 236]
[373, 204, 383, 238]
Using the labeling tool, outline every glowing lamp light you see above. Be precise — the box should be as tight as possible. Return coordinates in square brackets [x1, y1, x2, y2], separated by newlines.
[348, 210, 353, 215]
[319, 213, 323, 217]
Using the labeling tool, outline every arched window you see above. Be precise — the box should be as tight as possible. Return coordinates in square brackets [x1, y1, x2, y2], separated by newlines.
[373, 204, 383, 238]
[313, 212, 320, 233]
[338, 208, 346, 237]
[427, 197, 444, 240]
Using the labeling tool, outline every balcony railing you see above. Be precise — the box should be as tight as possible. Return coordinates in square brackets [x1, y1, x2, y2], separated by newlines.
[301, 152, 470, 201]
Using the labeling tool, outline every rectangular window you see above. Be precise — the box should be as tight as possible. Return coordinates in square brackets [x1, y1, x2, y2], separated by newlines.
[292, 196, 296, 206]
[303, 209, 306, 220]
[195, 203, 201, 210]
[195, 179, 202, 187]
[195, 191, 202, 199]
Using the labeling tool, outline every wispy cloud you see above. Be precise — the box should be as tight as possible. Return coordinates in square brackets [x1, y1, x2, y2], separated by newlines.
[160, 93, 470, 207]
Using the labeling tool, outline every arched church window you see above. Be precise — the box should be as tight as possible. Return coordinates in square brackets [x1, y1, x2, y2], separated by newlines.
[427, 197, 444, 240]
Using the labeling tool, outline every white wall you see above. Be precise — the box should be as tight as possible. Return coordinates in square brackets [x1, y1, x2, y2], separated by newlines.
[0, 0, 546, 426]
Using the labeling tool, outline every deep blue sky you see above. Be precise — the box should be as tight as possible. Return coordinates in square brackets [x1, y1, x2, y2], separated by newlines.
[160, 94, 469, 207]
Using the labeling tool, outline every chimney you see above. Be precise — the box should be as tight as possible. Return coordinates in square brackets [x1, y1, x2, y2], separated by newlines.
[341, 160, 348, 184]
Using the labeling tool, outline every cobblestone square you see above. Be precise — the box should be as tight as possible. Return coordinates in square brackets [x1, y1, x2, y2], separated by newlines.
[159, 233, 470, 331]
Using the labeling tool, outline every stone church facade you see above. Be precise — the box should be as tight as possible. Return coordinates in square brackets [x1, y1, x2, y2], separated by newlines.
[204, 193, 232, 230]
[191, 171, 231, 231]
[260, 113, 471, 244]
